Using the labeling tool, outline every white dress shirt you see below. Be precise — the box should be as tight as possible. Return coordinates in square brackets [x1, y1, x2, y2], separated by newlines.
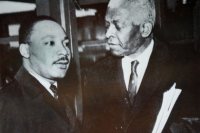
[25, 66, 57, 98]
[122, 39, 154, 93]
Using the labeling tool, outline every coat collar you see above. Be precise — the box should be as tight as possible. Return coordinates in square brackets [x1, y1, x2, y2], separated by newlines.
[14, 66, 70, 121]
[15, 66, 48, 100]
[125, 40, 175, 131]
[105, 41, 174, 129]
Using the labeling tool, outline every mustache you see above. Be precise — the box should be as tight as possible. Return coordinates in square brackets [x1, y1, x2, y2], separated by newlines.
[53, 56, 69, 64]
[107, 36, 123, 47]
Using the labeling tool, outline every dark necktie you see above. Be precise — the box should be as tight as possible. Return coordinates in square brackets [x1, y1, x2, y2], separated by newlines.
[50, 84, 58, 99]
[128, 60, 139, 106]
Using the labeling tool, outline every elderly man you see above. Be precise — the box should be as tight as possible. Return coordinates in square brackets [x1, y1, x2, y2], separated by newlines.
[82, 0, 199, 132]
[0, 16, 78, 133]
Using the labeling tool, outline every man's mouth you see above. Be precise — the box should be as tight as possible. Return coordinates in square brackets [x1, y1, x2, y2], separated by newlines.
[108, 44, 120, 49]
[53, 57, 70, 69]
[107, 42, 115, 46]
[55, 62, 68, 69]
[56, 63, 68, 69]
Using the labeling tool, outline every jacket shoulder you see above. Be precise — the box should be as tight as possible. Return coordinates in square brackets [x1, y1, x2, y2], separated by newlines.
[0, 80, 27, 133]
[0, 79, 24, 112]
[0, 79, 22, 97]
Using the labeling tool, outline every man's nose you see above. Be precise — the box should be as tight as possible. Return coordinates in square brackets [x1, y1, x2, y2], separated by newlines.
[58, 43, 70, 56]
[105, 25, 115, 39]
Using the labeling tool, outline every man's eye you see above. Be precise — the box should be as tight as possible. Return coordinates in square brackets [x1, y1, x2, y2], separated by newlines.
[113, 21, 121, 31]
[63, 39, 69, 47]
[44, 41, 55, 46]
[105, 22, 110, 29]
[114, 24, 121, 31]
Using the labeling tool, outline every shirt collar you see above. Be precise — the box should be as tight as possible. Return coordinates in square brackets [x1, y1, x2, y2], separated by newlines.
[122, 39, 154, 91]
[24, 66, 57, 96]
[123, 39, 154, 63]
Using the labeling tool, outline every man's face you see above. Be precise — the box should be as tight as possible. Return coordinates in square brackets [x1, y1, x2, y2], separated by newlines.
[28, 20, 71, 80]
[105, 8, 143, 56]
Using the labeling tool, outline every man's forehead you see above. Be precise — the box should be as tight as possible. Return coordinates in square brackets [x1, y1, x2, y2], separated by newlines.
[107, 0, 140, 8]
[30, 20, 66, 40]
[106, 0, 149, 25]
[32, 20, 65, 35]
[33, 20, 60, 30]
[108, 0, 145, 9]
[105, 8, 128, 21]
[107, 0, 124, 8]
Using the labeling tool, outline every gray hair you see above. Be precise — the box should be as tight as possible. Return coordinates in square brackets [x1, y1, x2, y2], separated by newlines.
[108, 0, 156, 26]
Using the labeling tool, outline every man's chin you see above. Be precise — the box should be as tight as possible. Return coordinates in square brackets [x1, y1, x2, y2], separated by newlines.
[54, 73, 66, 79]
[55, 64, 69, 71]
[110, 49, 124, 57]
[53, 69, 68, 78]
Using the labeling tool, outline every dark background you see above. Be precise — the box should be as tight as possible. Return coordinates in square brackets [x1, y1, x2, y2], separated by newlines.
[0, 0, 200, 120]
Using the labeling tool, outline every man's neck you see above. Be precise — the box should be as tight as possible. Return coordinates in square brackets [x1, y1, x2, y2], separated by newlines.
[122, 39, 154, 91]
[23, 60, 56, 84]
[128, 37, 152, 58]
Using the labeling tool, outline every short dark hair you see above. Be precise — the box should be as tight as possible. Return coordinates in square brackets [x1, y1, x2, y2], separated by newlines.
[19, 15, 57, 44]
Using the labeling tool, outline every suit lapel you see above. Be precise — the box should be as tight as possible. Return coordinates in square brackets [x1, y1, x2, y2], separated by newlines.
[15, 66, 69, 123]
[125, 42, 174, 131]
[132, 46, 162, 114]
[43, 89, 70, 123]
[116, 58, 128, 95]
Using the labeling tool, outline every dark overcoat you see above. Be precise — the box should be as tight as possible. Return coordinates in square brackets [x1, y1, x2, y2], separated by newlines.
[82, 40, 200, 133]
[0, 66, 78, 133]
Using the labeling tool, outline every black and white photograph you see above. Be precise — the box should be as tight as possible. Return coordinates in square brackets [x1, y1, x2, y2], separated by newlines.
[0, 0, 200, 133]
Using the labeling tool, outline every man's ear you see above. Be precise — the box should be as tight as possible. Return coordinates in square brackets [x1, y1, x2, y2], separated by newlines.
[140, 22, 153, 38]
[19, 43, 30, 58]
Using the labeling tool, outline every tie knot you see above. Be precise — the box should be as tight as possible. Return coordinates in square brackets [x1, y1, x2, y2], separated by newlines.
[50, 84, 58, 99]
[131, 60, 139, 76]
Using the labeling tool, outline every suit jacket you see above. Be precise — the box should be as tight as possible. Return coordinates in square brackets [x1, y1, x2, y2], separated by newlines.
[82, 40, 199, 133]
[0, 66, 78, 133]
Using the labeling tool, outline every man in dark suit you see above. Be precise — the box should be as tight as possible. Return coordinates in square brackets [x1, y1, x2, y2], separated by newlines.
[82, 0, 199, 132]
[0, 16, 79, 133]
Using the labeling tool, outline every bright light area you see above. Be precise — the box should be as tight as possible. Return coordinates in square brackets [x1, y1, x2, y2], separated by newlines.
[182, 0, 187, 4]
[9, 41, 19, 48]
[0, 1, 36, 14]
[8, 24, 20, 36]
[0, 1, 97, 17]
[76, 9, 97, 17]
